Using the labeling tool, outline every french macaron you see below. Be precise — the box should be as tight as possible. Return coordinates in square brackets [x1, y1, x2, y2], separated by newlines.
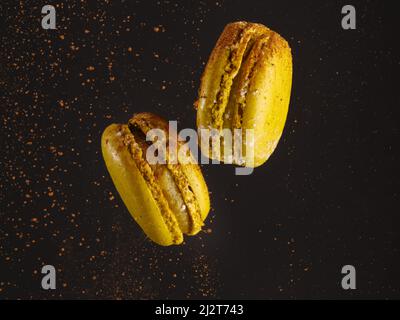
[196, 21, 293, 167]
[101, 112, 210, 246]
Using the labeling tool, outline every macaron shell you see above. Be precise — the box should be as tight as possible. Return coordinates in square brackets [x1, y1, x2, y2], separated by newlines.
[101, 124, 182, 246]
[240, 33, 292, 167]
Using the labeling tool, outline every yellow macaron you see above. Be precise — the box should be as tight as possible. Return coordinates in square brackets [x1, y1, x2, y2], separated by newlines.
[101, 112, 210, 246]
[196, 21, 293, 167]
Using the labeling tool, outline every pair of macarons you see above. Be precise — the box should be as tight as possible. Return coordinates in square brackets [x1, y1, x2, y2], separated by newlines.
[101, 21, 293, 246]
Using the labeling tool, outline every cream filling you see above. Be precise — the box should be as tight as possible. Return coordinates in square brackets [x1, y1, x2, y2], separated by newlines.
[211, 27, 261, 130]
[153, 166, 190, 234]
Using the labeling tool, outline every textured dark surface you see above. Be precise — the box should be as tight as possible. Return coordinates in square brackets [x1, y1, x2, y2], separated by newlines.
[0, 0, 399, 299]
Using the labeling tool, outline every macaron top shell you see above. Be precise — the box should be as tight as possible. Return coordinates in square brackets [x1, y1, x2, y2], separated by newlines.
[225, 32, 293, 167]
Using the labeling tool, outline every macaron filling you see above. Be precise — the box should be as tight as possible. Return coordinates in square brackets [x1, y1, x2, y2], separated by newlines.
[121, 125, 183, 243]
[227, 35, 272, 130]
[127, 118, 203, 237]
[210, 23, 270, 130]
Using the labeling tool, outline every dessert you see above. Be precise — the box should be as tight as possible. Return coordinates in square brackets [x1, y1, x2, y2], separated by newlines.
[101, 113, 210, 246]
[196, 21, 293, 167]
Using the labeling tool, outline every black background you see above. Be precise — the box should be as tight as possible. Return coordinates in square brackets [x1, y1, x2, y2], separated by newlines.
[1, 0, 399, 299]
